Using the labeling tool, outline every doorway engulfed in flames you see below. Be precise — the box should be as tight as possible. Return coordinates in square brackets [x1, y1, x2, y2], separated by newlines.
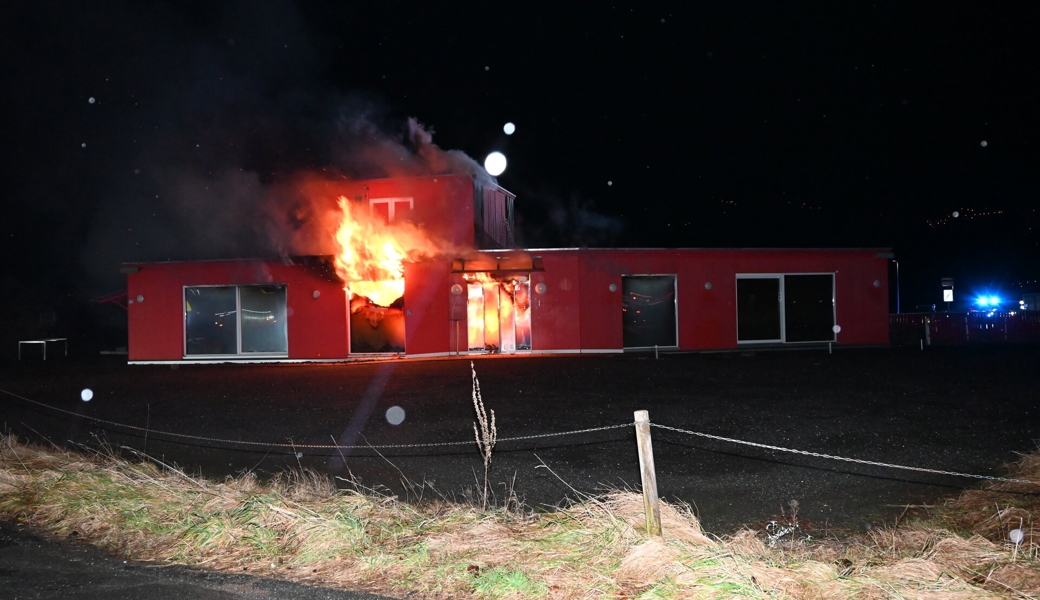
[347, 273, 533, 355]
[465, 275, 531, 354]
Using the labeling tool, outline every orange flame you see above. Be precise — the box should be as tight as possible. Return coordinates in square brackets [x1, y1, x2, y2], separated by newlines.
[332, 196, 447, 307]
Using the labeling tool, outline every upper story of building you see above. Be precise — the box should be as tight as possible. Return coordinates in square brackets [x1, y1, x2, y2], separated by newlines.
[330, 174, 515, 250]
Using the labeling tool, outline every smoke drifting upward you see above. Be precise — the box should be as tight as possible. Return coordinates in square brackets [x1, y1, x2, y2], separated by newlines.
[331, 108, 493, 185]
[514, 188, 624, 249]
[81, 110, 486, 293]
[72, 2, 493, 294]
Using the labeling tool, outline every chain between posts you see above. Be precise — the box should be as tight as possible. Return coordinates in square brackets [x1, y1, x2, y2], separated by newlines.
[0, 386, 631, 450]
[650, 422, 1039, 485]
[2, 386, 1037, 485]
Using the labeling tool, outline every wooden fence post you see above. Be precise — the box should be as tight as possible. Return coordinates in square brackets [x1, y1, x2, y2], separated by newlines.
[634, 410, 662, 537]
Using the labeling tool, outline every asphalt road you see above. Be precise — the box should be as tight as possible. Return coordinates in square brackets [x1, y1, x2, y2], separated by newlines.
[0, 520, 392, 600]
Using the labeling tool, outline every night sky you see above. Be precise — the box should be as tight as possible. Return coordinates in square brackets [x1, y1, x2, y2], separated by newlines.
[3, 1, 1039, 330]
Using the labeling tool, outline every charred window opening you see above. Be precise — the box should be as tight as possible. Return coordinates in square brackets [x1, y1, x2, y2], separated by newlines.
[349, 289, 405, 354]
[465, 275, 531, 354]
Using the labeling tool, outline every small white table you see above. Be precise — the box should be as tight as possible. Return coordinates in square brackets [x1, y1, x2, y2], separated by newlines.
[18, 338, 68, 360]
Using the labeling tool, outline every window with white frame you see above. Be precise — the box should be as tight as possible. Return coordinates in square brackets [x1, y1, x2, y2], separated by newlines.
[369, 197, 414, 223]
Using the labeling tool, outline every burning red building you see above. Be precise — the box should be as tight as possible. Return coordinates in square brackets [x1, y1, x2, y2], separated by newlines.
[123, 174, 890, 363]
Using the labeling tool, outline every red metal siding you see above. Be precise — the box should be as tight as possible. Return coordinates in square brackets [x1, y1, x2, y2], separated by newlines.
[530, 248, 890, 351]
[126, 259, 349, 361]
[403, 260, 452, 356]
[126, 248, 889, 361]
[530, 253, 583, 351]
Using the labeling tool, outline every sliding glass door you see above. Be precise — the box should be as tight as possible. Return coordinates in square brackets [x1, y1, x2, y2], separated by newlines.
[185, 285, 288, 357]
[736, 274, 835, 344]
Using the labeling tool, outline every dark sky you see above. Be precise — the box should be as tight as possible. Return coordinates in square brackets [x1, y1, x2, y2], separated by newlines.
[2, 1, 1038, 313]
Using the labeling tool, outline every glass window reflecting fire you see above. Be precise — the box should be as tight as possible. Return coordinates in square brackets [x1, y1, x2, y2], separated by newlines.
[185, 285, 287, 356]
[240, 285, 289, 352]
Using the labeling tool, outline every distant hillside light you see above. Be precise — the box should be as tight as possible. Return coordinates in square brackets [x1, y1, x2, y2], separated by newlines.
[484, 151, 507, 176]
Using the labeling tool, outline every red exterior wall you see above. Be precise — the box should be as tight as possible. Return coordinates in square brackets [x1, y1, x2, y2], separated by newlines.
[125, 248, 889, 361]
[530, 253, 583, 351]
[521, 248, 889, 351]
[403, 260, 452, 356]
[126, 258, 349, 361]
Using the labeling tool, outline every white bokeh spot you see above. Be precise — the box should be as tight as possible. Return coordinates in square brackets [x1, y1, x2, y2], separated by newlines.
[484, 152, 507, 176]
[81, 388, 93, 402]
[386, 406, 406, 426]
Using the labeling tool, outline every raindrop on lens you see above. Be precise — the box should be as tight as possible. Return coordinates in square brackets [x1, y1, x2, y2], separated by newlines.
[952, 211, 959, 218]
[386, 406, 406, 426]
[980, 140, 988, 147]
[88, 97, 96, 104]
[81, 389, 93, 402]
[1010, 529, 1024, 544]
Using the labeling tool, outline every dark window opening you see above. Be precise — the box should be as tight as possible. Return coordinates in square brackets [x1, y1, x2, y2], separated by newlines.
[784, 274, 835, 342]
[737, 278, 781, 342]
[622, 275, 677, 348]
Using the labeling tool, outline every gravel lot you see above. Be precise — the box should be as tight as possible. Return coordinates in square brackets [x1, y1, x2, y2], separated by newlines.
[2, 345, 1038, 534]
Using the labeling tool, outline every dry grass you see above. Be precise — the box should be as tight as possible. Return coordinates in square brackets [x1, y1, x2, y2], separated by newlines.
[2, 434, 1039, 599]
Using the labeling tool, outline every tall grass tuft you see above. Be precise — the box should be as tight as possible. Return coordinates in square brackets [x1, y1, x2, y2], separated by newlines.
[470, 361, 497, 510]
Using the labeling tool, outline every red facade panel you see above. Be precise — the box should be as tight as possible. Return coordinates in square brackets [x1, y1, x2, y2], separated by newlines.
[524, 248, 890, 352]
[126, 258, 349, 362]
[403, 260, 452, 356]
[530, 253, 582, 351]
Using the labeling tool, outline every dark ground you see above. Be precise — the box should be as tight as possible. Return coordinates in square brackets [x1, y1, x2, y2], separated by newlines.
[3, 345, 1038, 536]
[0, 520, 391, 600]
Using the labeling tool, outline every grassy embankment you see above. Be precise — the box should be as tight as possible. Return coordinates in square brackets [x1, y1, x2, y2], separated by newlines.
[1, 432, 1038, 599]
